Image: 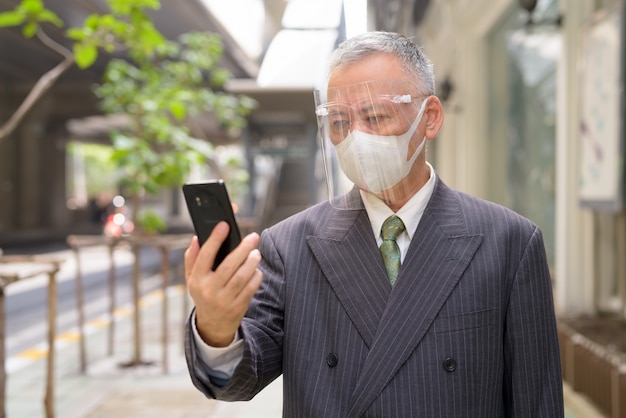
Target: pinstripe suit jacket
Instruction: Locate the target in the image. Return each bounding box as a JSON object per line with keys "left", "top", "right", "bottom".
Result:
{"left": 185, "top": 177, "right": 564, "bottom": 417}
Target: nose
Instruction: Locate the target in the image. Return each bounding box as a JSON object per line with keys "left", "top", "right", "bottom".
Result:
{"left": 347, "top": 111, "right": 374, "bottom": 135}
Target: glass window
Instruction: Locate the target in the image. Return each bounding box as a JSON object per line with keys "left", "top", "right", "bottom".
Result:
{"left": 486, "top": 0, "right": 561, "bottom": 268}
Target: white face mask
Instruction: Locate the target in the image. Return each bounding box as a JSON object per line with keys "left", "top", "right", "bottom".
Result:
{"left": 334, "top": 99, "right": 428, "bottom": 195}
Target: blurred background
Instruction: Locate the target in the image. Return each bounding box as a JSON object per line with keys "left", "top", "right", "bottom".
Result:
{"left": 0, "top": 0, "right": 624, "bottom": 416}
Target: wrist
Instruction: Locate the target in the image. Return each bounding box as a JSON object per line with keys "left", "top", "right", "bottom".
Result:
{"left": 195, "top": 317, "right": 236, "bottom": 348}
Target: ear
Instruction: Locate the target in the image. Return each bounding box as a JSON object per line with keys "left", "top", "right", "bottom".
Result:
{"left": 423, "top": 95, "right": 444, "bottom": 140}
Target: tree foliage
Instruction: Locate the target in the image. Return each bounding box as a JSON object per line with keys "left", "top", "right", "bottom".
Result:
{"left": 0, "top": 0, "right": 257, "bottom": 232}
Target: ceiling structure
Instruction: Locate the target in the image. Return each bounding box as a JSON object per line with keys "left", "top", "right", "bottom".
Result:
{"left": 0, "top": 0, "right": 258, "bottom": 83}
{"left": 0, "top": 0, "right": 260, "bottom": 144}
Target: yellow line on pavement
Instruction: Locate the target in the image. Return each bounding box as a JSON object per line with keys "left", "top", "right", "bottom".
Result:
{"left": 10, "top": 284, "right": 188, "bottom": 369}
{"left": 56, "top": 330, "right": 82, "bottom": 342}
{"left": 17, "top": 347, "right": 48, "bottom": 360}
{"left": 87, "top": 317, "right": 111, "bottom": 328}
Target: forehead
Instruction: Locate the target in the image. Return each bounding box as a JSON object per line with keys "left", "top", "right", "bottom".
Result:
{"left": 325, "top": 79, "right": 410, "bottom": 104}
{"left": 328, "top": 53, "right": 406, "bottom": 89}
{"left": 326, "top": 54, "right": 414, "bottom": 102}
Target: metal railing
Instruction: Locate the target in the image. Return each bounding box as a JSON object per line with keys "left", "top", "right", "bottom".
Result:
{"left": 0, "top": 252, "right": 63, "bottom": 418}
{"left": 0, "top": 232, "right": 190, "bottom": 418}
{"left": 66, "top": 233, "right": 190, "bottom": 374}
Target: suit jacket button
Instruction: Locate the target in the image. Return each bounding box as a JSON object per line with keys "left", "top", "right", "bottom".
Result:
{"left": 442, "top": 357, "right": 457, "bottom": 372}
{"left": 326, "top": 353, "right": 339, "bottom": 368}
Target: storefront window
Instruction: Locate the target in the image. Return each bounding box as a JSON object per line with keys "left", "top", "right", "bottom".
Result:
{"left": 487, "top": 0, "right": 560, "bottom": 268}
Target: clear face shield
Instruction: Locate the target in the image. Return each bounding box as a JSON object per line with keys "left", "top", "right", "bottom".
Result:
{"left": 314, "top": 79, "right": 429, "bottom": 209}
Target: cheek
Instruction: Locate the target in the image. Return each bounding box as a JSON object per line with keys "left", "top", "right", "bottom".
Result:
{"left": 331, "top": 137, "right": 343, "bottom": 146}
{"left": 407, "top": 134, "right": 424, "bottom": 157}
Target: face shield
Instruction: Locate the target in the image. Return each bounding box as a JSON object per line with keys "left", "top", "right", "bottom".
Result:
{"left": 314, "top": 79, "right": 428, "bottom": 209}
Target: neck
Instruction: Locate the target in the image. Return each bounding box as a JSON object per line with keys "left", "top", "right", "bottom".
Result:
{"left": 379, "top": 161, "right": 430, "bottom": 212}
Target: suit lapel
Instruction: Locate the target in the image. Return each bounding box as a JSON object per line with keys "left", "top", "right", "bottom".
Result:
{"left": 307, "top": 191, "right": 391, "bottom": 348}
{"left": 347, "top": 180, "right": 484, "bottom": 416}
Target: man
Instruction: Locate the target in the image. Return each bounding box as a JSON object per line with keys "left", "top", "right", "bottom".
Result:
{"left": 184, "top": 31, "right": 564, "bottom": 417}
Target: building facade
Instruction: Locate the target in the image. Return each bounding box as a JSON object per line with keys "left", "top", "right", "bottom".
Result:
{"left": 409, "top": 0, "right": 624, "bottom": 320}
{"left": 400, "top": 0, "right": 625, "bottom": 414}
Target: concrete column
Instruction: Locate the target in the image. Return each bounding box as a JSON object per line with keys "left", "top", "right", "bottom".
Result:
{"left": 553, "top": 0, "right": 596, "bottom": 315}
{"left": 43, "top": 123, "right": 70, "bottom": 230}
{"left": 16, "top": 120, "right": 44, "bottom": 229}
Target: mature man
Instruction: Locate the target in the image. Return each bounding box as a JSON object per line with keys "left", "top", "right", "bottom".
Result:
{"left": 184, "top": 31, "right": 564, "bottom": 417}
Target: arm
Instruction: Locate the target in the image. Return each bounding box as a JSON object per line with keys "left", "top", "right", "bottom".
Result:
{"left": 190, "top": 310, "right": 244, "bottom": 385}
{"left": 184, "top": 224, "right": 285, "bottom": 401}
{"left": 183, "top": 222, "right": 262, "bottom": 397}
{"left": 185, "top": 222, "right": 263, "bottom": 347}
{"left": 503, "top": 226, "right": 564, "bottom": 417}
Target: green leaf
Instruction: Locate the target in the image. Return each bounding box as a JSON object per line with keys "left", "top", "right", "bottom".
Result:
{"left": 84, "top": 14, "right": 101, "bottom": 30}
{"left": 210, "top": 68, "right": 231, "bottom": 87}
{"left": 169, "top": 101, "right": 187, "bottom": 121}
{"left": 0, "top": 11, "right": 26, "bottom": 27}
{"left": 38, "top": 10, "right": 63, "bottom": 27}
{"left": 137, "top": 25, "right": 165, "bottom": 49}
{"left": 74, "top": 43, "right": 98, "bottom": 69}
{"left": 21, "top": 0, "right": 44, "bottom": 15}
{"left": 137, "top": 209, "right": 167, "bottom": 233}
{"left": 22, "top": 21, "right": 38, "bottom": 38}
{"left": 108, "top": 0, "right": 161, "bottom": 15}
{"left": 66, "top": 27, "right": 87, "bottom": 41}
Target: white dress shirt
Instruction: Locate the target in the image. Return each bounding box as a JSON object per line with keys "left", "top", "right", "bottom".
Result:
{"left": 192, "top": 163, "right": 437, "bottom": 378}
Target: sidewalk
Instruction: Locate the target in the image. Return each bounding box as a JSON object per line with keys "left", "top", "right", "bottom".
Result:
{"left": 5, "top": 282, "right": 283, "bottom": 418}
{"left": 2, "top": 252, "right": 605, "bottom": 418}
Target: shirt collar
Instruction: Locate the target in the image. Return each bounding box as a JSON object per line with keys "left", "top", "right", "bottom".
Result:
{"left": 361, "top": 162, "right": 437, "bottom": 240}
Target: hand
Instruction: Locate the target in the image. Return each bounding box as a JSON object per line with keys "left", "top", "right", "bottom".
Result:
{"left": 185, "top": 221, "right": 263, "bottom": 347}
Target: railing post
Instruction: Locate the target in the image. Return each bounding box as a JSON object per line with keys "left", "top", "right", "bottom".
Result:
{"left": 108, "top": 240, "right": 117, "bottom": 356}
{"left": 0, "top": 255, "right": 62, "bottom": 418}
{"left": 44, "top": 270, "right": 58, "bottom": 418}
{"left": 0, "top": 284, "right": 6, "bottom": 418}
{"left": 159, "top": 245, "right": 169, "bottom": 374}
{"left": 69, "top": 240, "right": 87, "bottom": 374}
{"left": 132, "top": 241, "right": 142, "bottom": 366}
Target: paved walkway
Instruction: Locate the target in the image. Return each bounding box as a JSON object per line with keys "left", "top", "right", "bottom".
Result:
{"left": 5, "top": 282, "right": 283, "bottom": 418}
{"left": 2, "top": 246, "right": 607, "bottom": 417}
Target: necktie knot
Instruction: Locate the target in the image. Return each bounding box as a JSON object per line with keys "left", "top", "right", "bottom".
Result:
{"left": 380, "top": 216, "right": 405, "bottom": 286}
{"left": 381, "top": 216, "right": 405, "bottom": 241}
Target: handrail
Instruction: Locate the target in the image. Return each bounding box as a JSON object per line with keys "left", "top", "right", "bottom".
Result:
{"left": 66, "top": 233, "right": 190, "bottom": 374}
{"left": 0, "top": 254, "right": 63, "bottom": 418}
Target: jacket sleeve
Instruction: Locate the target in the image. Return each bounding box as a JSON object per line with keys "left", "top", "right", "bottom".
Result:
{"left": 503, "top": 226, "right": 564, "bottom": 417}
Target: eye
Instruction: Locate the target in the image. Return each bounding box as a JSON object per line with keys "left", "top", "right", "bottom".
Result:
{"left": 365, "top": 112, "right": 392, "bottom": 126}
{"left": 328, "top": 111, "right": 350, "bottom": 129}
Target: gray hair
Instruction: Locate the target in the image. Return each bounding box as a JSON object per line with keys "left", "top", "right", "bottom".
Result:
{"left": 327, "top": 31, "right": 436, "bottom": 95}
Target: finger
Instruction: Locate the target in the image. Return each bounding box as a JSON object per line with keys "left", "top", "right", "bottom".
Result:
{"left": 192, "top": 221, "right": 230, "bottom": 276}
{"left": 184, "top": 236, "right": 200, "bottom": 283}
{"left": 215, "top": 232, "right": 260, "bottom": 281}
{"left": 226, "top": 268, "right": 263, "bottom": 324}
{"left": 224, "top": 248, "right": 262, "bottom": 297}
{"left": 233, "top": 267, "right": 263, "bottom": 306}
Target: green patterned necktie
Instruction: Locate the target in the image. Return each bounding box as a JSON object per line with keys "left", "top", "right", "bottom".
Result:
{"left": 379, "top": 215, "right": 405, "bottom": 286}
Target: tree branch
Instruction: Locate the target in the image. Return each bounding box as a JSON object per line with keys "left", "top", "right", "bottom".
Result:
{"left": 0, "top": 29, "right": 75, "bottom": 143}
{"left": 36, "top": 27, "right": 73, "bottom": 60}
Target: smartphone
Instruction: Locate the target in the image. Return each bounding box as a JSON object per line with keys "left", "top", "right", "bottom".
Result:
{"left": 182, "top": 180, "right": 242, "bottom": 269}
